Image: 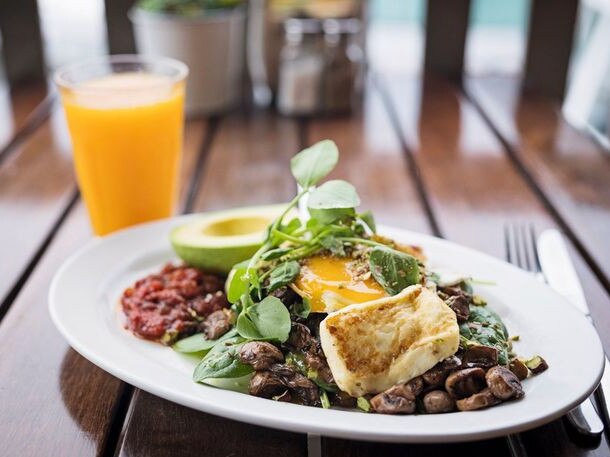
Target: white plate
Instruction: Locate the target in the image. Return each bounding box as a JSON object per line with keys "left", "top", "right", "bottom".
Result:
{"left": 49, "top": 215, "right": 605, "bottom": 443}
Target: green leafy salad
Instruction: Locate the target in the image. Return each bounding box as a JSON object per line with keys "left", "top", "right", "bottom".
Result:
{"left": 125, "top": 140, "right": 548, "bottom": 414}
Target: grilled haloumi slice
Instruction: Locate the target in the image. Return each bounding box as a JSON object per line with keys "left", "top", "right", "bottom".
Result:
{"left": 319, "top": 284, "right": 459, "bottom": 397}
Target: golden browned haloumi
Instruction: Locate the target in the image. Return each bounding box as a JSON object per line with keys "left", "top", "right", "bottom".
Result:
{"left": 319, "top": 285, "right": 459, "bottom": 397}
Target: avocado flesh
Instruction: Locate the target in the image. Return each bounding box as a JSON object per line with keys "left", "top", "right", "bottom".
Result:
{"left": 170, "top": 205, "right": 287, "bottom": 274}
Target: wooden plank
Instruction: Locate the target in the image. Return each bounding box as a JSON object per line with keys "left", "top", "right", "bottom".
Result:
{"left": 523, "top": 0, "right": 578, "bottom": 99}
{"left": 0, "top": 112, "right": 77, "bottom": 309}
{"left": 0, "top": 81, "right": 48, "bottom": 143}
{"left": 307, "top": 78, "right": 508, "bottom": 456}
{"left": 0, "top": 0, "right": 44, "bottom": 83}
{"left": 464, "top": 76, "right": 610, "bottom": 297}
{"left": 105, "top": 0, "right": 136, "bottom": 54}
{"left": 383, "top": 74, "right": 610, "bottom": 457}
{"left": 0, "top": 118, "right": 206, "bottom": 456}
{"left": 424, "top": 0, "right": 471, "bottom": 81}
{"left": 117, "top": 112, "right": 308, "bottom": 457}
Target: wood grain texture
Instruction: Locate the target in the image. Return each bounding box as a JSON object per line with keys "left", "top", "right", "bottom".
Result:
{"left": 383, "top": 74, "right": 610, "bottom": 457}
{"left": 0, "top": 111, "right": 77, "bottom": 306}
{"left": 117, "top": 112, "right": 307, "bottom": 457}
{"left": 465, "top": 76, "right": 610, "bottom": 294}
{"left": 0, "top": 119, "right": 206, "bottom": 457}
{"left": 119, "top": 390, "right": 306, "bottom": 457}
{"left": 0, "top": 81, "right": 49, "bottom": 152}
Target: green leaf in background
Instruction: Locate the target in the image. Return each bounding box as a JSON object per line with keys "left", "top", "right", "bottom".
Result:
{"left": 290, "top": 140, "right": 339, "bottom": 189}
{"left": 172, "top": 328, "right": 237, "bottom": 354}
{"left": 369, "top": 246, "right": 421, "bottom": 295}
{"left": 138, "top": 0, "right": 243, "bottom": 15}
{"left": 193, "top": 337, "right": 253, "bottom": 381}
{"left": 267, "top": 261, "right": 300, "bottom": 293}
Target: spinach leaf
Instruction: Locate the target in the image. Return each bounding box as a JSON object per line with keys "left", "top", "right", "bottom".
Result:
{"left": 261, "top": 247, "right": 293, "bottom": 261}
{"left": 236, "top": 296, "right": 291, "bottom": 342}
{"left": 267, "top": 261, "right": 300, "bottom": 293}
{"left": 193, "top": 337, "right": 253, "bottom": 381}
{"left": 173, "top": 328, "right": 237, "bottom": 354}
{"left": 281, "top": 217, "right": 302, "bottom": 234}
{"left": 460, "top": 306, "right": 510, "bottom": 365}
{"left": 307, "top": 180, "right": 361, "bottom": 224}
{"left": 236, "top": 312, "right": 263, "bottom": 339}
{"left": 290, "top": 298, "right": 311, "bottom": 319}
{"left": 319, "top": 236, "right": 345, "bottom": 256}
{"left": 369, "top": 246, "right": 421, "bottom": 295}
{"left": 307, "top": 180, "right": 360, "bottom": 210}
{"left": 226, "top": 261, "right": 249, "bottom": 304}
{"left": 309, "top": 207, "right": 355, "bottom": 225}
{"left": 290, "top": 140, "right": 339, "bottom": 188}
{"left": 358, "top": 210, "right": 376, "bottom": 233}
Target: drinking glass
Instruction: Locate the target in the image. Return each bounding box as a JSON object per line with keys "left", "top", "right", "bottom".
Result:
{"left": 55, "top": 55, "right": 188, "bottom": 235}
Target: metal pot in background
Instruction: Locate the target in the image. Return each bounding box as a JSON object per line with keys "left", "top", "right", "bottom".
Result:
{"left": 130, "top": 7, "right": 245, "bottom": 115}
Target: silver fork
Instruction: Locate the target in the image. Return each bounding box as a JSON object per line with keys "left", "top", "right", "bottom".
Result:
{"left": 505, "top": 223, "right": 604, "bottom": 442}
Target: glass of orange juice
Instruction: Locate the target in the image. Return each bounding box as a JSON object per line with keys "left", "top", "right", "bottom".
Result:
{"left": 55, "top": 55, "right": 188, "bottom": 236}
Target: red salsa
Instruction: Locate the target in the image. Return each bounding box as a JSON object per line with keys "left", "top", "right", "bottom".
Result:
{"left": 121, "top": 263, "right": 229, "bottom": 344}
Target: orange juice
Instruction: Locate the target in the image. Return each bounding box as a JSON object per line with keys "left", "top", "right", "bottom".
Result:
{"left": 60, "top": 72, "right": 185, "bottom": 235}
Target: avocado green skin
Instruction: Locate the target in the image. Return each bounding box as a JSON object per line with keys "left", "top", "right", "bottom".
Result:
{"left": 170, "top": 238, "right": 260, "bottom": 275}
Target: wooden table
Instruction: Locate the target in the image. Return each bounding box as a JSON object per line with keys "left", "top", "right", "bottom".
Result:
{"left": 1, "top": 71, "right": 610, "bottom": 457}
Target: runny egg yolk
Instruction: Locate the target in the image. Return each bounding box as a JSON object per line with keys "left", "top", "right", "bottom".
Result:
{"left": 293, "top": 256, "right": 387, "bottom": 313}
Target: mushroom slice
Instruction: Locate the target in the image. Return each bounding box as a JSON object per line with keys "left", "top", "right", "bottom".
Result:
{"left": 462, "top": 345, "right": 498, "bottom": 368}
{"left": 422, "top": 355, "right": 462, "bottom": 387}
{"left": 423, "top": 390, "right": 456, "bottom": 414}
{"left": 249, "top": 371, "right": 286, "bottom": 398}
{"left": 445, "top": 367, "right": 486, "bottom": 399}
{"left": 486, "top": 366, "right": 524, "bottom": 400}
{"left": 239, "top": 341, "right": 284, "bottom": 371}
{"left": 370, "top": 384, "right": 417, "bottom": 415}
{"left": 456, "top": 388, "right": 502, "bottom": 411}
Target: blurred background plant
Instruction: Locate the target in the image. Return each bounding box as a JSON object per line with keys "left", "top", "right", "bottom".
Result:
{"left": 137, "top": 0, "right": 243, "bottom": 15}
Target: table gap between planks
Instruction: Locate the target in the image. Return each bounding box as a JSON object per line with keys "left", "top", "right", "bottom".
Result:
{"left": 0, "top": 70, "right": 609, "bottom": 457}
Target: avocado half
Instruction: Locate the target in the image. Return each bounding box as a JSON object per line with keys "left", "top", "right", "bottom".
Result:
{"left": 170, "top": 204, "right": 289, "bottom": 274}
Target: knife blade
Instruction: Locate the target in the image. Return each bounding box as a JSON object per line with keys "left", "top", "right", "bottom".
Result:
{"left": 537, "top": 229, "right": 609, "bottom": 434}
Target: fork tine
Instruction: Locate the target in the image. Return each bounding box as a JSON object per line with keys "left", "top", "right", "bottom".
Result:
{"left": 528, "top": 224, "right": 542, "bottom": 274}
{"left": 504, "top": 224, "right": 513, "bottom": 264}
{"left": 513, "top": 223, "right": 526, "bottom": 270}
{"left": 520, "top": 224, "right": 533, "bottom": 272}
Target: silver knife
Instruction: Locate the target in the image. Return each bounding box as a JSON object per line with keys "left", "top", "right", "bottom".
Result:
{"left": 538, "top": 229, "right": 609, "bottom": 436}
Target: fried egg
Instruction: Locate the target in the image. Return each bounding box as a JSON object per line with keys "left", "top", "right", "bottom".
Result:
{"left": 319, "top": 285, "right": 460, "bottom": 396}
{"left": 292, "top": 256, "right": 387, "bottom": 313}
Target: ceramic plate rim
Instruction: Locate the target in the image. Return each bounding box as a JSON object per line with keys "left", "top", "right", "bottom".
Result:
{"left": 49, "top": 215, "right": 605, "bottom": 443}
